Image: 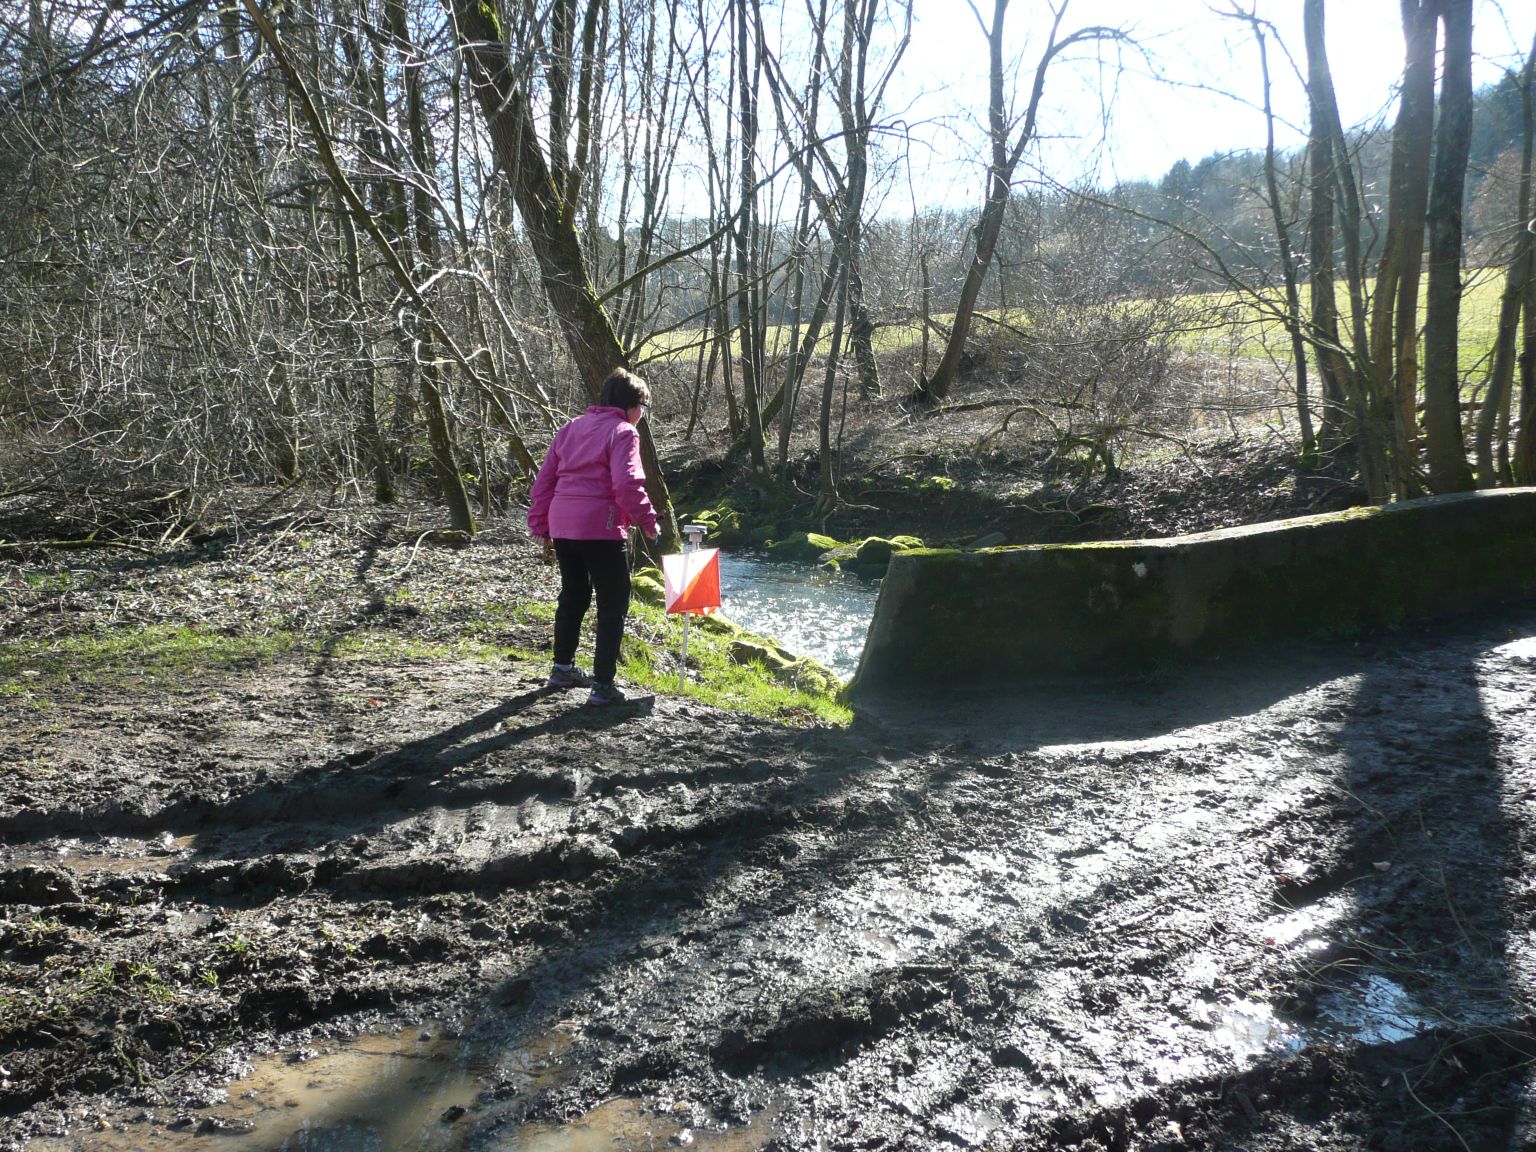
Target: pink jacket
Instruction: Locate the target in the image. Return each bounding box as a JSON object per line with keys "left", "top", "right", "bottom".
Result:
{"left": 527, "top": 406, "right": 659, "bottom": 541}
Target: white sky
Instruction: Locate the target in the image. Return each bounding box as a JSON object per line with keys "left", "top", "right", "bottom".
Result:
{"left": 886, "top": 0, "right": 1536, "bottom": 202}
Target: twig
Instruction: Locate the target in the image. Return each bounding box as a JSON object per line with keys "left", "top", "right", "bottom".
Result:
{"left": 0, "top": 483, "right": 48, "bottom": 501}
{"left": 378, "top": 531, "right": 436, "bottom": 584}
{"left": 1402, "top": 1071, "right": 1473, "bottom": 1152}
{"left": 0, "top": 537, "right": 157, "bottom": 556}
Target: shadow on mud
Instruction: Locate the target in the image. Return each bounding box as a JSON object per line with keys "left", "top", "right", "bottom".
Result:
{"left": 17, "top": 603, "right": 1536, "bottom": 1150}
{"left": 849, "top": 645, "right": 1380, "bottom": 764}
{"left": 1268, "top": 643, "right": 1532, "bottom": 1150}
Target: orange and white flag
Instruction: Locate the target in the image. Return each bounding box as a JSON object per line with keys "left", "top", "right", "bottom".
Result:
{"left": 662, "top": 548, "right": 721, "bottom": 616}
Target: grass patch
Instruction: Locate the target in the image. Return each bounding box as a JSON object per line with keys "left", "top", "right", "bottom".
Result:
{"left": 2, "top": 601, "right": 848, "bottom": 725}
{"left": 0, "top": 625, "right": 302, "bottom": 694}
{"left": 622, "top": 596, "right": 852, "bottom": 726}
{"left": 1171, "top": 276, "right": 1506, "bottom": 378}
{"left": 324, "top": 630, "right": 517, "bottom": 664}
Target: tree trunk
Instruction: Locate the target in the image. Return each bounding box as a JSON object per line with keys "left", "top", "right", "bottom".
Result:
{"left": 1517, "top": 262, "right": 1536, "bottom": 485}
{"left": 1476, "top": 33, "right": 1535, "bottom": 486}
{"left": 1304, "top": 0, "right": 1388, "bottom": 496}
{"left": 777, "top": 175, "right": 819, "bottom": 477}
{"left": 1514, "top": 37, "right": 1536, "bottom": 485}
{"left": 443, "top": 0, "right": 677, "bottom": 546}
{"left": 1250, "top": 15, "right": 1315, "bottom": 462}
{"left": 1422, "top": 0, "right": 1475, "bottom": 493}
{"left": 1305, "top": 117, "right": 1349, "bottom": 448}
{"left": 733, "top": 0, "right": 767, "bottom": 472}
{"left": 339, "top": 206, "right": 395, "bottom": 502}
{"left": 817, "top": 260, "right": 851, "bottom": 512}
{"left": 1370, "top": 0, "right": 1437, "bottom": 498}
{"left": 390, "top": 0, "right": 474, "bottom": 533}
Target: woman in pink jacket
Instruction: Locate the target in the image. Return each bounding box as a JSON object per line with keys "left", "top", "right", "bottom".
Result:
{"left": 528, "top": 369, "right": 660, "bottom": 705}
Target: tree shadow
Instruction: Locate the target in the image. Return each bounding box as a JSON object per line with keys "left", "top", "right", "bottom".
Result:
{"left": 1214, "top": 616, "right": 1536, "bottom": 1149}
{"left": 15, "top": 582, "right": 1536, "bottom": 1148}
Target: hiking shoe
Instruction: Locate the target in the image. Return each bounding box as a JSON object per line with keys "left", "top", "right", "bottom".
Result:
{"left": 546, "top": 664, "right": 592, "bottom": 689}
{"left": 586, "top": 681, "right": 627, "bottom": 706}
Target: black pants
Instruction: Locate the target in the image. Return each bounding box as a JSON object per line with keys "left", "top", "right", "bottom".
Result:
{"left": 552, "top": 537, "right": 630, "bottom": 683}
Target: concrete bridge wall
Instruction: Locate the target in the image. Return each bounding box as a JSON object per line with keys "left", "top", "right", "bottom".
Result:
{"left": 851, "top": 489, "right": 1536, "bottom": 693}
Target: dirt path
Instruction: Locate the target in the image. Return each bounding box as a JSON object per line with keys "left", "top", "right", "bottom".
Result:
{"left": 3, "top": 529, "right": 1535, "bottom": 1149}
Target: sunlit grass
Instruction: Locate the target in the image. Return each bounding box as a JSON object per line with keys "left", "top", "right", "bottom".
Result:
{"left": 621, "top": 595, "right": 852, "bottom": 725}
{"left": 1, "top": 600, "right": 849, "bottom": 726}
{"left": 0, "top": 625, "right": 302, "bottom": 692}
{"left": 1166, "top": 274, "right": 1506, "bottom": 373}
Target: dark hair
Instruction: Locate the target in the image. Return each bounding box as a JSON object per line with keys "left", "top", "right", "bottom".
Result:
{"left": 598, "top": 368, "right": 651, "bottom": 411}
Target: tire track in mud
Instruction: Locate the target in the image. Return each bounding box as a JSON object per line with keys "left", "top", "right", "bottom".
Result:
{"left": 462, "top": 627, "right": 1536, "bottom": 1151}
{"left": 4, "top": 617, "right": 1536, "bottom": 1149}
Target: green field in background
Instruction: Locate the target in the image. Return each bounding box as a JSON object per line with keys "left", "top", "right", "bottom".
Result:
{"left": 637, "top": 271, "right": 1514, "bottom": 382}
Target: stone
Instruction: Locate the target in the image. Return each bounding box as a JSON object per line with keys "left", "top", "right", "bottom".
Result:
{"left": 631, "top": 568, "right": 666, "bottom": 606}
{"left": 765, "top": 531, "right": 842, "bottom": 563}
{"left": 727, "top": 639, "right": 840, "bottom": 696}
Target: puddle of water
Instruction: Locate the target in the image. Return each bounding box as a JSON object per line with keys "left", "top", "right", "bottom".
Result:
{"left": 812, "top": 912, "right": 918, "bottom": 963}
{"left": 1150, "top": 1051, "right": 1212, "bottom": 1084}
{"left": 1318, "top": 973, "right": 1434, "bottom": 1043}
{"left": 1182, "top": 956, "right": 1221, "bottom": 990}
{"left": 1258, "top": 900, "right": 1345, "bottom": 951}
{"left": 1209, "top": 1000, "right": 1298, "bottom": 1059}
{"left": 934, "top": 1102, "right": 1007, "bottom": 1146}
{"left": 49, "top": 834, "right": 198, "bottom": 875}
{"left": 39, "top": 1025, "right": 569, "bottom": 1152}
{"left": 508, "top": 1097, "right": 779, "bottom": 1151}
{"left": 1064, "top": 851, "right": 1115, "bottom": 879}
{"left": 716, "top": 555, "right": 878, "bottom": 680}
{"left": 37, "top": 1021, "right": 780, "bottom": 1152}
{"left": 1130, "top": 807, "right": 1215, "bottom": 851}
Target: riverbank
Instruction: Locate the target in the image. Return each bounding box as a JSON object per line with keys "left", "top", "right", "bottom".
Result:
{"left": 666, "top": 417, "right": 1365, "bottom": 557}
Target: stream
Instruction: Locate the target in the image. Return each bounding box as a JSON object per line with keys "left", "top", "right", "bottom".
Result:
{"left": 712, "top": 553, "right": 880, "bottom": 680}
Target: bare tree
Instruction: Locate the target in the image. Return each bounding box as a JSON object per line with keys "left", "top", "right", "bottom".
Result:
{"left": 1421, "top": 0, "right": 1475, "bottom": 492}
{"left": 1509, "top": 36, "right": 1536, "bottom": 485}
{"left": 1226, "top": 5, "right": 1316, "bottom": 463}
{"left": 914, "top": 0, "right": 1122, "bottom": 406}
{"left": 1474, "top": 41, "right": 1533, "bottom": 486}
{"left": 755, "top": 0, "right": 911, "bottom": 502}
{"left": 442, "top": 0, "right": 678, "bottom": 545}
{"left": 1301, "top": 0, "right": 1356, "bottom": 455}
{"left": 1369, "top": 1, "right": 1438, "bottom": 498}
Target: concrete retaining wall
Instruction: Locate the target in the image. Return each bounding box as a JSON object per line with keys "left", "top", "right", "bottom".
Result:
{"left": 851, "top": 488, "right": 1536, "bottom": 693}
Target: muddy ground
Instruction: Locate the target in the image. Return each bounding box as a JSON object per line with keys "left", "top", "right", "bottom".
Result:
{"left": 3, "top": 475, "right": 1536, "bottom": 1150}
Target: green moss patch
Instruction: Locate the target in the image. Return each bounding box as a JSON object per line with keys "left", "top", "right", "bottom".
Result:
{"left": 624, "top": 567, "right": 850, "bottom": 724}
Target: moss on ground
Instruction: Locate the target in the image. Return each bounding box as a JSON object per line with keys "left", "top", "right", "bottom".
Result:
{"left": 2, "top": 568, "right": 849, "bottom": 727}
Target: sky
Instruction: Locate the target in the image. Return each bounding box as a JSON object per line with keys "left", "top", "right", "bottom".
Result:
{"left": 886, "top": 0, "right": 1536, "bottom": 203}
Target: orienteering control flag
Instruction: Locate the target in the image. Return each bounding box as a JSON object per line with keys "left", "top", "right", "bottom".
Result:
{"left": 662, "top": 548, "right": 721, "bottom": 616}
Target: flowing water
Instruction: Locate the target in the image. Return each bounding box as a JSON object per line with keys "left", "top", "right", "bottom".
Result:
{"left": 712, "top": 553, "right": 880, "bottom": 680}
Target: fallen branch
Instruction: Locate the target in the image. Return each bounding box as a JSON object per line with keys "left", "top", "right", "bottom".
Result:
{"left": 0, "top": 536, "right": 157, "bottom": 556}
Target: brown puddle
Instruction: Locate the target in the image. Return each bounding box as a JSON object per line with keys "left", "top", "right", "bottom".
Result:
{"left": 32, "top": 1024, "right": 779, "bottom": 1151}
{"left": 509, "top": 1098, "right": 781, "bottom": 1151}
{"left": 33, "top": 1024, "right": 530, "bottom": 1151}
{"left": 46, "top": 834, "right": 199, "bottom": 875}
